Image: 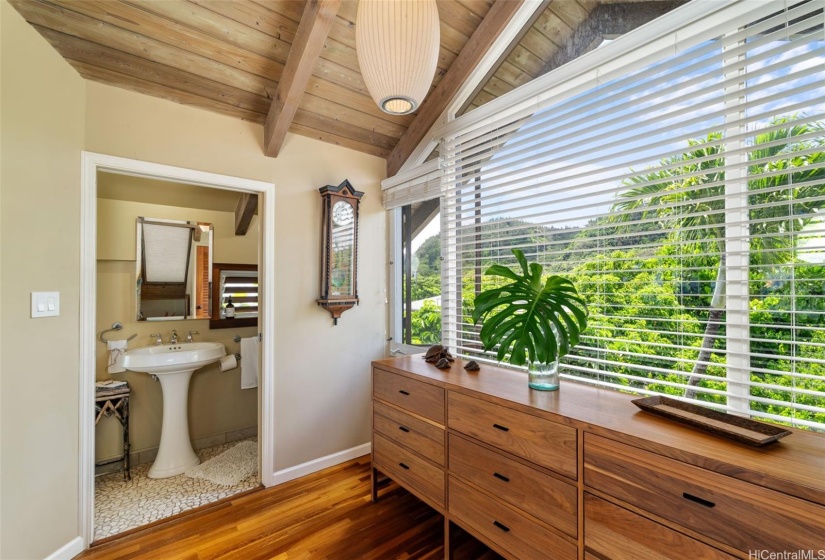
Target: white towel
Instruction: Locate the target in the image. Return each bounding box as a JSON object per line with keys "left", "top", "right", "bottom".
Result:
{"left": 240, "top": 336, "right": 259, "bottom": 390}
{"left": 107, "top": 339, "right": 128, "bottom": 374}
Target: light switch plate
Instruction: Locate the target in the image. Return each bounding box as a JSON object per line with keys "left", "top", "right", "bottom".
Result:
{"left": 31, "top": 291, "right": 59, "bottom": 318}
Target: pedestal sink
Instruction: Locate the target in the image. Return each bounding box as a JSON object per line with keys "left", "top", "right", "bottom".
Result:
{"left": 118, "top": 342, "right": 226, "bottom": 478}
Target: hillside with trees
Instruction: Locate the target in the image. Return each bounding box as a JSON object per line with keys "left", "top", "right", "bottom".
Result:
{"left": 406, "top": 117, "right": 825, "bottom": 429}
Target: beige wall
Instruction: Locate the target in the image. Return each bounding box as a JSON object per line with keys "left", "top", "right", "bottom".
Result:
{"left": 84, "top": 82, "right": 388, "bottom": 471}
{"left": 0, "top": 3, "right": 87, "bottom": 559}
{"left": 85, "top": 82, "right": 387, "bottom": 471}
{"left": 1, "top": 6, "right": 387, "bottom": 556}
{"left": 96, "top": 197, "right": 258, "bottom": 462}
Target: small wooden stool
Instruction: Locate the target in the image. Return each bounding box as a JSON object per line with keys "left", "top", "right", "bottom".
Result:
{"left": 95, "top": 385, "right": 131, "bottom": 481}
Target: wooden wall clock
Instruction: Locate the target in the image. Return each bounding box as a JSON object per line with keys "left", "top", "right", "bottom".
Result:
{"left": 318, "top": 180, "right": 364, "bottom": 325}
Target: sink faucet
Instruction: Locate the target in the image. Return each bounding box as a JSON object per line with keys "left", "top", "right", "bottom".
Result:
{"left": 150, "top": 333, "right": 163, "bottom": 345}
{"left": 170, "top": 330, "right": 178, "bottom": 344}
{"left": 186, "top": 331, "right": 199, "bottom": 343}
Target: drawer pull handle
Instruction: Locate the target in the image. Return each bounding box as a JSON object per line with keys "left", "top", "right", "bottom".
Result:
{"left": 399, "top": 462, "right": 410, "bottom": 470}
{"left": 398, "top": 426, "right": 410, "bottom": 433}
{"left": 493, "top": 521, "right": 510, "bottom": 532}
{"left": 683, "top": 492, "right": 715, "bottom": 508}
{"left": 493, "top": 472, "right": 510, "bottom": 482}
{"left": 492, "top": 423, "right": 510, "bottom": 432}
{"left": 399, "top": 390, "right": 410, "bottom": 396}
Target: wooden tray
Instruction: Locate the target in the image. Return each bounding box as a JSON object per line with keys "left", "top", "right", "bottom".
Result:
{"left": 631, "top": 396, "right": 792, "bottom": 446}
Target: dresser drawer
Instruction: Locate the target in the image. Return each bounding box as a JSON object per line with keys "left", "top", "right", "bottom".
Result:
{"left": 449, "top": 434, "right": 577, "bottom": 538}
{"left": 374, "top": 400, "right": 445, "bottom": 466}
{"left": 374, "top": 368, "right": 445, "bottom": 423}
{"left": 584, "top": 434, "right": 825, "bottom": 553}
{"left": 373, "top": 433, "right": 445, "bottom": 508}
{"left": 585, "top": 493, "right": 736, "bottom": 560}
{"left": 448, "top": 392, "right": 577, "bottom": 479}
{"left": 449, "top": 476, "right": 577, "bottom": 560}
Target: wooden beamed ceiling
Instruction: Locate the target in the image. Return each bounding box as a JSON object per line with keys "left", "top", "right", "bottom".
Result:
{"left": 386, "top": 0, "right": 530, "bottom": 177}
{"left": 11, "top": 0, "right": 684, "bottom": 174}
{"left": 264, "top": 0, "right": 342, "bottom": 157}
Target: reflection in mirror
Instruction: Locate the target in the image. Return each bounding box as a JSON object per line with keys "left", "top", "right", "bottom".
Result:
{"left": 330, "top": 200, "right": 355, "bottom": 296}
{"left": 210, "top": 263, "right": 258, "bottom": 329}
{"left": 136, "top": 217, "right": 213, "bottom": 321}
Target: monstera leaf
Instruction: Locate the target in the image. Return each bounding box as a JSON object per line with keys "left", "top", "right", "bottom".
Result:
{"left": 471, "top": 249, "right": 588, "bottom": 367}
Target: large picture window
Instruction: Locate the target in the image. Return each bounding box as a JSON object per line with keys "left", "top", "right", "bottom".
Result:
{"left": 439, "top": 1, "right": 825, "bottom": 430}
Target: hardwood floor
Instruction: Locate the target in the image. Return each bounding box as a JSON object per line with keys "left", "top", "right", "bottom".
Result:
{"left": 78, "top": 455, "right": 499, "bottom": 560}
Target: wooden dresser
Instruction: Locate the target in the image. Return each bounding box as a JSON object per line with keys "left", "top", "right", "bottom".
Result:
{"left": 370, "top": 356, "right": 825, "bottom": 560}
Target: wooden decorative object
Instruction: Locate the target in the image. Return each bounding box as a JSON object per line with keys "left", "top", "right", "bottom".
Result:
{"left": 631, "top": 395, "right": 792, "bottom": 446}
{"left": 317, "top": 180, "right": 364, "bottom": 325}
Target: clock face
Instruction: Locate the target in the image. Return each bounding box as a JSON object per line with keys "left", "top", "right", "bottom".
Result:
{"left": 332, "top": 201, "right": 354, "bottom": 226}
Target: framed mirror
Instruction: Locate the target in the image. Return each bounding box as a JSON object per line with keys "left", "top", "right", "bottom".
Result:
{"left": 136, "top": 217, "right": 213, "bottom": 321}
{"left": 210, "top": 263, "right": 258, "bottom": 329}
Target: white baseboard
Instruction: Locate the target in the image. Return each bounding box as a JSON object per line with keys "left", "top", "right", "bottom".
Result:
{"left": 45, "top": 537, "right": 84, "bottom": 560}
{"left": 268, "top": 442, "right": 371, "bottom": 486}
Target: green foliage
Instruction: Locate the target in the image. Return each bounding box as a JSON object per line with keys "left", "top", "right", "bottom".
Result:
{"left": 453, "top": 116, "right": 825, "bottom": 429}
{"left": 409, "top": 300, "right": 442, "bottom": 346}
{"left": 415, "top": 235, "right": 442, "bottom": 277}
{"left": 472, "top": 249, "right": 589, "bottom": 367}
{"left": 410, "top": 274, "right": 441, "bottom": 301}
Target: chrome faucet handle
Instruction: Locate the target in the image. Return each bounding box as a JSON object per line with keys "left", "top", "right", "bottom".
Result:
{"left": 186, "top": 331, "right": 199, "bottom": 342}
{"left": 150, "top": 333, "right": 163, "bottom": 345}
{"left": 170, "top": 330, "right": 178, "bottom": 344}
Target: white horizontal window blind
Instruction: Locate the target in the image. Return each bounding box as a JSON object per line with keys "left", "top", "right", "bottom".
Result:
{"left": 382, "top": 158, "right": 443, "bottom": 210}
{"left": 218, "top": 270, "right": 259, "bottom": 319}
{"left": 441, "top": 0, "right": 825, "bottom": 430}
{"left": 383, "top": 174, "right": 442, "bottom": 209}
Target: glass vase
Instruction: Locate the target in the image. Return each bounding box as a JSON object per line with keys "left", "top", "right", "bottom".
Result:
{"left": 528, "top": 360, "right": 560, "bottom": 391}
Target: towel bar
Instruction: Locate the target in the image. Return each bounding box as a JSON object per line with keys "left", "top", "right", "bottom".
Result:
{"left": 99, "top": 322, "right": 138, "bottom": 344}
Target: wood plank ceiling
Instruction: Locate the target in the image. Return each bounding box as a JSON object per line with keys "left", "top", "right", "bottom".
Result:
{"left": 10, "top": 0, "right": 683, "bottom": 166}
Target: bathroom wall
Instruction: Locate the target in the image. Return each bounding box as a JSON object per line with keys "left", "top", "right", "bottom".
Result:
{"left": 95, "top": 187, "right": 259, "bottom": 464}
{"left": 0, "top": 3, "right": 87, "bottom": 559}
{"left": 84, "top": 82, "right": 388, "bottom": 473}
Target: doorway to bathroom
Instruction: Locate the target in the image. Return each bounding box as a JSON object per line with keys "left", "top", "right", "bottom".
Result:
{"left": 79, "top": 152, "right": 276, "bottom": 547}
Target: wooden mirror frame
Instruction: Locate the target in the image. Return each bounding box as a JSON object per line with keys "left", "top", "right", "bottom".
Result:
{"left": 209, "top": 262, "right": 258, "bottom": 329}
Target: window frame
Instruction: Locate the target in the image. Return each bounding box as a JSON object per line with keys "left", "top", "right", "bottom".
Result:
{"left": 390, "top": 203, "right": 448, "bottom": 355}
{"left": 209, "top": 262, "right": 258, "bottom": 330}
{"left": 430, "top": 0, "right": 825, "bottom": 429}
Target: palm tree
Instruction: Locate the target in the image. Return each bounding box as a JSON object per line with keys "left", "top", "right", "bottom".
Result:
{"left": 610, "top": 116, "right": 825, "bottom": 400}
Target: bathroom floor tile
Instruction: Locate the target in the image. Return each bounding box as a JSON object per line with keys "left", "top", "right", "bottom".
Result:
{"left": 94, "top": 438, "right": 260, "bottom": 541}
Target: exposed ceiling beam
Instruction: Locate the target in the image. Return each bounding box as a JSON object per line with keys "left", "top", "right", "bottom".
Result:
{"left": 385, "top": 0, "right": 529, "bottom": 177}
{"left": 264, "top": 0, "right": 341, "bottom": 158}
{"left": 235, "top": 193, "right": 258, "bottom": 236}
{"left": 451, "top": 0, "right": 552, "bottom": 120}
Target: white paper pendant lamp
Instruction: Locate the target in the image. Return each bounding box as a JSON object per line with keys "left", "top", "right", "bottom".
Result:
{"left": 356, "top": 0, "right": 440, "bottom": 115}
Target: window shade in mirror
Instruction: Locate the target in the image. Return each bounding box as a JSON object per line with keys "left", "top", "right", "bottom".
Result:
{"left": 142, "top": 222, "right": 193, "bottom": 283}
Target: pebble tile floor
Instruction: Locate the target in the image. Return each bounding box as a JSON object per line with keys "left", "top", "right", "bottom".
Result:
{"left": 94, "top": 438, "right": 260, "bottom": 541}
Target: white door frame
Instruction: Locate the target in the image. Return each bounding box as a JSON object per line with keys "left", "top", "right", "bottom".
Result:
{"left": 79, "top": 151, "right": 277, "bottom": 547}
